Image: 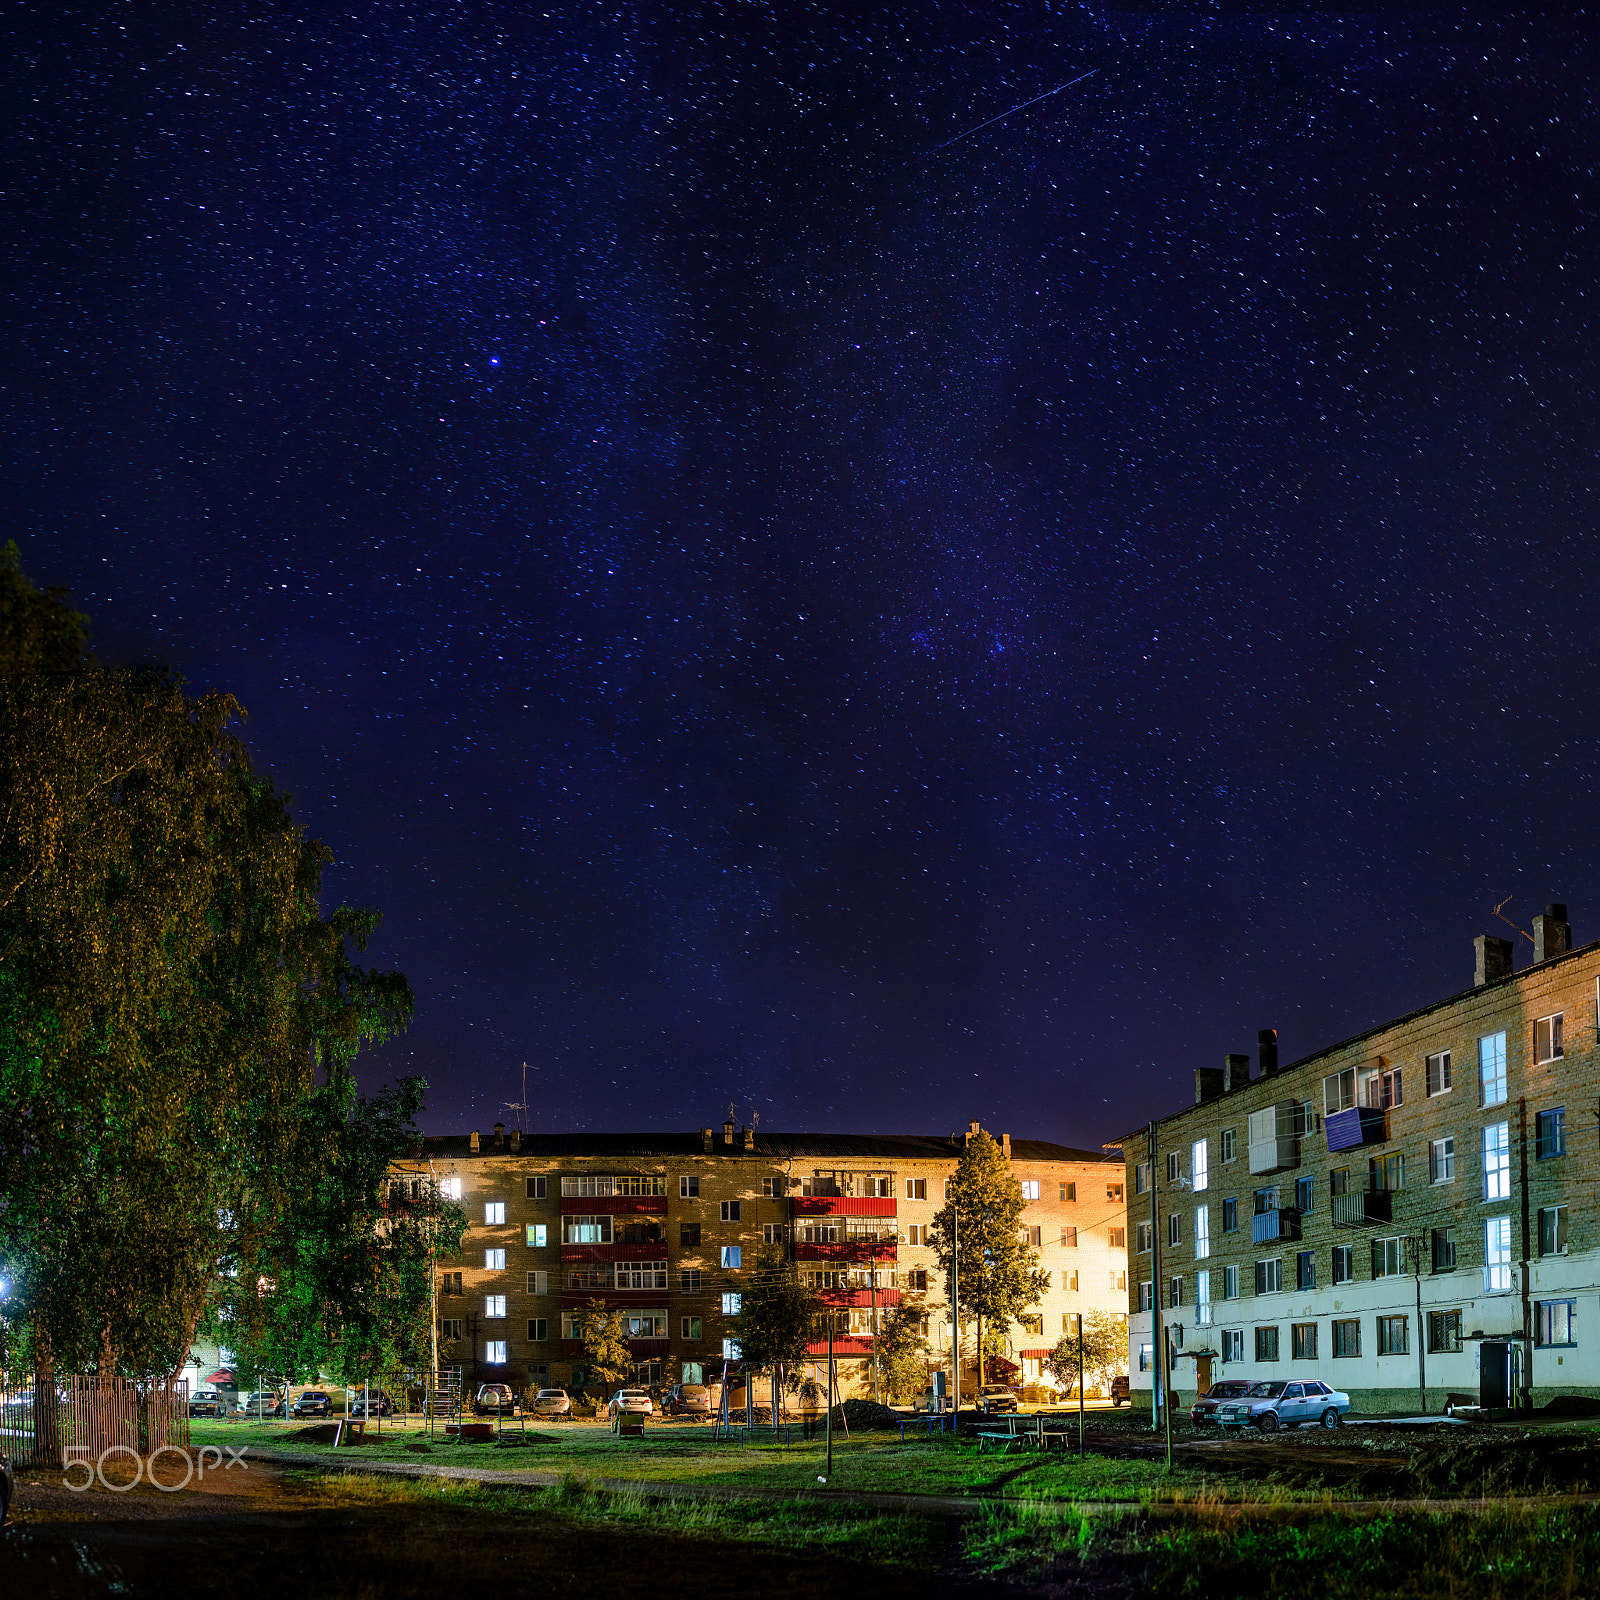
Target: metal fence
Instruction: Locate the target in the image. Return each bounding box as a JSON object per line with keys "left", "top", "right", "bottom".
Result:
{"left": 0, "top": 1373, "right": 190, "bottom": 1468}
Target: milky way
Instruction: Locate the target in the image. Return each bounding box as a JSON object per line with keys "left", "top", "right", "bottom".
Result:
{"left": 6, "top": 7, "right": 1598, "bottom": 1143}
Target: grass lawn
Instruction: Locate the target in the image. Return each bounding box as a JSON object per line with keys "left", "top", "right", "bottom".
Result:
{"left": 187, "top": 1416, "right": 1311, "bottom": 1504}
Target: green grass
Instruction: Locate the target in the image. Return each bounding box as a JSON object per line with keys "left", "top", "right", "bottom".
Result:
{"left": 193, "top": 1417, "right": 1269, "bottom": 1503}
{"left": 965, "top": 1503, "right": 1600, "bottom": 1597}
{"left": 280, "top": 1466, "right": 942, "bottom": 1572}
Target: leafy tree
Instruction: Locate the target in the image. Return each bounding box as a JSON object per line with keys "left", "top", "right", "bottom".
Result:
{"left": 877, "top": 1292, "right": 931, "bottom": 1401}
{"left": 728, "top": 1243, "right": 816, "bottom": 1385}
{"left": 1045, "top": 1310, "right": 1127, "bottom": 1394}
{"left": 0, "top": 544, "right": 417, "bottom": 1396}
{"left": 928, "top": 1128, "right": 1051, "bottom": 1388}
{"left": 578, "top": 1300, "right": 634, "bottom": 1394}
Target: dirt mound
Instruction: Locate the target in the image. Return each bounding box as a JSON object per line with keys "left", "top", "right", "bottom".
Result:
{"left": 835, "top": 1399, "right": 905, "bottom": 1429}
{"left": 282, "top": 1424, "right": 359, "bottom": 1445}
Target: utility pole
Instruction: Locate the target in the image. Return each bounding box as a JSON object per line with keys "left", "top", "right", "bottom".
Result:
{"left": 1162, "top": 1324, "right": 1174, "bottom": 1472}
{"left": 1077, "top": 1312, "right": 1086, "bottom": 1458}
{"left": 825, "top": 1315, "right": 834, "bottom": 1480}
{"left": 951, "top": 1201, "right": 961, "bottom": 1417}
{"left": 1148, "top": 1121, "right": 1163, "bottom": 1434}
{"left": 1412, "top": 1234, "right": 1427, "bottom": 1416}
{"left": 870, "top": 1275, "right": 881, "bottom": 1405}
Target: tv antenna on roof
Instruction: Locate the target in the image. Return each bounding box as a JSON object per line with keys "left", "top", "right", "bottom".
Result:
{"left": 504, "top": 1061, "right": 535, "bottom": 1132}
{"left": 1492, "top": 898, "right": 1536, "bottom": 946}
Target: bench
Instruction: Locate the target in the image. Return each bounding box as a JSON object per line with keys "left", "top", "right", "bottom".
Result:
{"left": 899, "top": 1415, "right": 957, "bottom": 1441}
{"left": 976, "top": 1429, "right": 1027, "bottom": 1453}
{"left": 613, "top": 1419, "right": 646, "bottom": 1438}
{"left": 445, "top": 1422, "right": 495, "bottom": 1442}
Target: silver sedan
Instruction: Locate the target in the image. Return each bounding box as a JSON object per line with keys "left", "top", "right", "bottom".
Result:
{"left": 1213, "top": 1378, "right": 1350, "bottom": 1432}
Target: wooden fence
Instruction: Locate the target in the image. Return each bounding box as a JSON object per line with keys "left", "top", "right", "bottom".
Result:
{"left": 0, "top": 1373, "right": 190, "bottom": 1468}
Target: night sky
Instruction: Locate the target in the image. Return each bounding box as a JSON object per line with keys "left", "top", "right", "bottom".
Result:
{"left": 8, "top": 6, "right": 1600, "bottom": 1147}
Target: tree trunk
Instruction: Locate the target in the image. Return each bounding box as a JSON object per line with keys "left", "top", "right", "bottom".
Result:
{"left": 35, "top": 1326, "right": 62, "bottom": 1468}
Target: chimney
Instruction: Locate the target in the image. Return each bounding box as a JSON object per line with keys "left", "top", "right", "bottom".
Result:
{"left": 723, "top": 1118, "right": 735, "bottom": 1147}
{"left": 469, "top": 1130, "right": 480, "bottom": 1153}
{"left": 1475, "top": 934, "right": 1514, "bottom": 987}
{"left": 494, "top": 1122, "right": 505, "bottom": 1146}
{"left": 1224, "top": 1054, "right": 1250, "bottom": 1093}
{"left": 1533, "top": 903, "right": 1571, "bottom": 964}
{"left": 1195, "top": 1067, "right": 1225, "bottom": 1104}
{"left": 743, "top": 1125, "right": 754, "bottom": 1150}
{"left": 701, "top": 1127, "right": 714, "bottom": 1153}
{"left": 1001, "top": 1133, "right": 1011, "bottom": 1159}
{"left": 1258, "top": 1029, "right": 1279, "bottom": 1079}
{"left": 510, "top": 1128, "right": 521, "bottom": 1152}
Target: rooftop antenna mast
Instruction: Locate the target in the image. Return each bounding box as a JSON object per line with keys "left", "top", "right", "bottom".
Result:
{"left": 503, "top": 1061, "right": 534, "bottom": 1133}
{"left": 1492, "top": 898, "right": 1536, "bottom": 946}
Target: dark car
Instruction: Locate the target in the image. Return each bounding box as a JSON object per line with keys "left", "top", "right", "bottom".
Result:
{"left": 291, "top": 1390, "right": 333, "bottom": 1418}
{"left": 188, "top": 1389, "right": 231, "bottom": 1418}
{"left": 1190, "top": 1380, "right": 1255, "bottom": 1426}
{"left": 662, "top": 1383, "right": 712, "bottom": 1417}
{"left": 1109, "top": 1376, "right": 1130, "bottom": 1407}
{"left": 349, "top": 1391, "right": 396, "bottom": 1418}
{"left": 1, "top": 1450, "right": 14, "bottom": 1526}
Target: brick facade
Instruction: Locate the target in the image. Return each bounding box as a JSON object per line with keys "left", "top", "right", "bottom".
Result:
{"left": 405, "top": 1123, "right": 1128, "bottom": 1397}
{"left": 1122, "top": 910, "right": 1600, "bottom": 1413}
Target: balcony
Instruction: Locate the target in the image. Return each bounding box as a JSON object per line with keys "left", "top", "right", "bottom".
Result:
{"left": 1331, "top": 1189, "right": 1393, "bottom": 1228}
{"left": 558, "top": 1195, "right": 668, "bottom": 1215}
{"left": 794, "top": 1240, "right": 897, "bottom": 1263}
{"left": 790, "top": 1196, "right": 897, "bottom": 1217}
{"left": 1251, "top": 1208, "right": 1302, "bottom": 1244}
{"left": 804, "top": 1336, "right": 875, "bottom": 1356}
{"left": 815, "top": 1288, "right": 901, "bottom": 1309}
{"left": 1326, "top": 1107, "right": 1389, "bottom": 1153}
{"left": 560, "top": 1241, "right": 669, "bottom": 1263}
{"left": 1248, "top": 1136, "right": 1300, "bottom": 1175}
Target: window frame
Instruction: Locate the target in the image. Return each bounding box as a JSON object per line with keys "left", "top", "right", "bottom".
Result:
{"left": 1377, "top": 1315, "right": 1409, "bottom": 1357}
{"left": 1291, "top": 1321, "right": 1317, "bottom": 1361}
{"left": 1191, "top": 1138, "right": 1209, "bottom": 1192}
{"left": 1429, "top": 1137, "right": 1455, "bottom": 1184}
{"left": 1484, "top": 1215, "right": 1513, "bottom": 1293}
{"left": 1426, "top": 1050, "right": 1452, "bottom": 1097}
{"left": 1194, "top": 1205, "right": 1210, "bottom": 1261}
{"left": 1534, "top": 1013, "right": 1564, "bottom": 1065}
{"left": 679, "top": 1175, "right": 699, "bottom": 1199}
{"left": 1332, "top": 1318, "right": 1361, "bottom": 1358}
{"left": 1479, "top": 1032, "right": 1508, "bottom": 1108}
{"left": 1254, "top": 1325, "right": 1280, "bottom": 1363}
{"left": 484, "top": 1201, "right": 506, "bottom": 1226}
{"left": 1483, "top": 1122, "right": 1511, "bottom": 1201}
{"left": 1536, "top": 1299, "right": 1577, "bottom": 1348}
{"left": 1536, "top": 1106, "right": 1566, "bottom": 1161}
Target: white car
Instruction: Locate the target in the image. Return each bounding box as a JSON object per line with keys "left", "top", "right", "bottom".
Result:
{"left": 1213, "top": 1378, "right": 1350, "bottom": 1432}
{"left": 607, "top": 1389, "right": 653, "bottom": 1417}
{"left": 531, "top": 1388, "right": 571, "bottom": 1417}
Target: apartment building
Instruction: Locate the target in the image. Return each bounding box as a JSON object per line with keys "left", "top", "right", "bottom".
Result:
{"left": 406, "top": 1121, "right": 1128, "bottom": 1396}
{"left": 1122, "top": 906, "right": 1600, "bottom": 1412}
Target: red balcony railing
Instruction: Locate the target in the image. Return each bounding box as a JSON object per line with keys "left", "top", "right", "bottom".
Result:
{"left": 560, "top": 1242, "right": 669, "bottom": 1263}
{"left": 804, "top": 1337, "right": 875, "bottom": 1356}
{"left": 789, "top": 1196, "right": 897, "bottom": 1217}
{"left": 557, "top": 1196, "right": 668, "bottom": 1215}
{"left": 794, "top": 1241, "right": 897, "bottom": 1263}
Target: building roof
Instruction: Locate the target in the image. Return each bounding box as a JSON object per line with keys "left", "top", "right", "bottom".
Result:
{"left": 1114, "top": 933, "right": 1600, "bottom": 1146}
{"left": 412, "top": 1130, "right": 1117, "bottom": 1165}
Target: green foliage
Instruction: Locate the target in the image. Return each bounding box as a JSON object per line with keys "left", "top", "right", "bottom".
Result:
{"left": 928, "top": 1127, "right": 1051, "bottom": 1380}
{"left": 1045, "top": 1309, "right": 1127, "bottom": 1392}
{"left": 578, "top": 1299, "right": 634, "bottom": 1392}
{"left": 728, "top": 1243, "right": 816, "bottom": 1373}
{"left": 0, "top": 545, "right": 418, "bottom": 1377}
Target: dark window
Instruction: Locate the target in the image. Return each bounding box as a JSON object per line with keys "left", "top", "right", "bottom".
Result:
{"left": 1253, "top": 1188, "right": 1276, "bottom": 1216}
{"left": 1329, "top": 1168, "right": 1350, "bottom": 1197}
{"left": 621, "top": 1220, "right": 663, "bottom": 1245}
{"left": 1333, "top": 1319, "right": 1361, "bottom": 1357}
{"left": 1331, "top": 1246, "right": 1353, "bottom": 1284}
{"left": 1294, "top": 1176, "right": 1313, "bottom": 1215}
{"left": 1254, "top": 1326, "right": 1279, "bottom": 1362}
{"left": 721, "top": 1200, "right": 741, "bottom": 1222}
{"left": 526, "top": 1176, "right": 546, "bottom": 1199}
{"left": 1061, "top": 1182, "right": 1076, "bottom": 1202}
{"left": 527, "top": 1318, "right": 548, "bottom": 1342}
{"left": 679, "top": 1269, "right": 701, "bottom": 1292}
{"left": 1539, "top": 1207, "right": 1568, "bottom": 1256}
{"left": 1221, "top": 1198, "right": 1238, "bottom": 1233}
{"left": 1291, "top": 1324, "right": 1317, "bottom": 1360}
{"left": 1378, "top": 1316, "right": 1408, "bottom": 1356}
{"left": 1537, "top": 1108, "right": 1567, "bottom": 1160}
{"left": 1427, "top": 1311, "right": 1462, "bottom": 1353}
{"left": 679, "top": 1223, "right": 701, "bottom": 1247}
{"left": 1297, "top": 1251, "right": 1315, "bottom": 1291}
{"left": 1432, "top": 1228, "right": 1457, "bottom": 1272}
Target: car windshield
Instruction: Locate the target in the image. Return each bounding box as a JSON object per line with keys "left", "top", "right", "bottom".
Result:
{"left": 680, "top": 1386, "right": 707, "bottom": 1397}
{"left": 1247, "top": 1382, "right": 1287, "bottom": 1398}
{"left": 1207, "top": 1382, "right": 1251, "bottom": 1398}
{"left": 537, "top": 1390, "right": 565, "bottom": 1399}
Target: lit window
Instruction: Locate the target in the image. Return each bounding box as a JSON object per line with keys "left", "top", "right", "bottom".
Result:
{"left": 1484, "top": 1216, "right": 1513, "bottom": 1293}
{"left": 1479, "top": 1033, "right": 1507, "bottom": 1107}
{"left": 1020, "top": 1179, "right": 1040, "bottom": 1200}
{"left": 486, "top": 1340, "right": 508, "bottom": 1364}
{"left": 1194, "top": 1205, "right": 1210, "bottom": 1260}
{"left": 1535, "top": 1014, "right": 1564, "bottom": 1064}
{"left": 440, "top": 1177, "right": 462, "bottom": 1200}
{"left": 485, "top": 1202, "right": 505, "bottom": 1225}
{"left": 721, "top": 1293, "right": 741, "bottom": 1314}
{"left": 1483, "top": 1124, "right": 1511, "bottom": 1201}
{"left": 720, "top": 1246, "right": 741, "bottom": 1269}
{"left": 1191, "top": 1138, "right": 1209, "bottom": 1192}
{"left": 1536, "top": 1300, "right": 1575, "bottom": 1346}
{"left": 484, "top": 1249, "right": 505, "bottom": 1270}
{"left": 526, "top": 1223, "right": 547, "bottom": 1247}
{"left": 485, "top": 1295, "right": 506, "bottom": 1319}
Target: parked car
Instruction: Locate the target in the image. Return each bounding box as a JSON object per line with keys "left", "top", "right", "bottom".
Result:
{"left": 912, "top": 1387, "right": 947, "bottom": 1415}
{"left": 291, "top": 1390, "right": 333, "bottom": 1418}
{"left": 474, "top": 1384, "right": 520, "bottom": 1416}
{"left": 608, "top": 1388, "right": 653, "bottom": 1418}
{"left": 1, "top": 1449, "right": 14, "bottom": 1526}
{"left": 348, "top": 1391, "right": 396, "bottom": 1418}
{"left": 189, "top": 1389, "right": 231, "bottom": 1418}
{"left": 976, "top": 1384, "right": 1019, "bottom": 1416}
{"left": 1109, "top": 1376, "right": 1130, "bottom": 1407}
{"left": 1190, "top": 1380, "right": 1255, "bottom": 1427}
{"left": 662, "top": 1383, "right": 711, "bottom": 1416}
{"left": 1212, "top": 1379, "right": 1350, "bottom": 1433}
{"left": 531, "top": 1388, "right": 571, "bottom": 1418}
{"left": 240, "top": 1391, "right": 285, "bottom": 1418}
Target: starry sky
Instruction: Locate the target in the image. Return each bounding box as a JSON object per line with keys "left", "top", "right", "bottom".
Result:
{"left": 7, "top": 5, "right": 1600, "bottom": 1146}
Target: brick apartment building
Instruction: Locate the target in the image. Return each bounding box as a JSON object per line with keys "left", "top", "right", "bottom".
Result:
{"left": 404, "top": 1121, "right": 1128, "bottom": 1396}
{"left": 1122, "top": 905, "right": 1600, "bottom": 1412}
